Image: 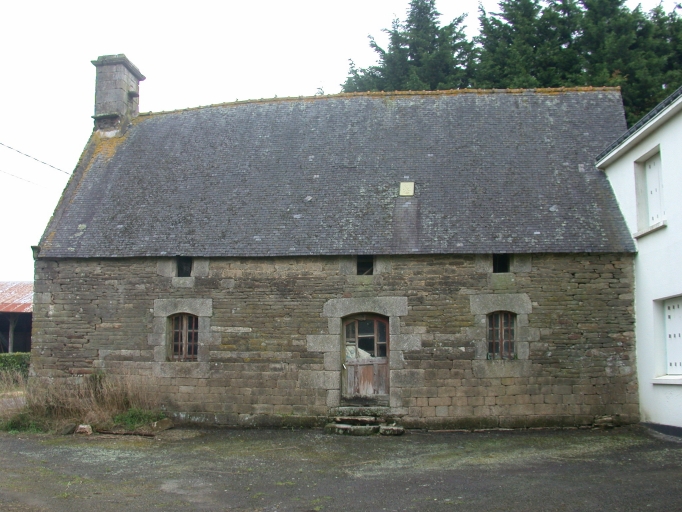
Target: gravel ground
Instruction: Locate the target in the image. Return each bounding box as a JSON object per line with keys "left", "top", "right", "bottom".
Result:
{"left": 0, "top": 425, "right": 681, "bottom": 511}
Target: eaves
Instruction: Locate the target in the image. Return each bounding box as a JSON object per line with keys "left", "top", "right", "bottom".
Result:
{"left": 597, "top": 85, "right": 682, "bottom": 169}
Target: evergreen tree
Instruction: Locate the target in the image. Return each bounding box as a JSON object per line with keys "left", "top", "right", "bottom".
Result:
{"left": 535, "top": 0, "right": 584, "bottom": 86}
{"left": 476, "top": 0, "right": 545, "bottom": 88}
{"left": 578, "top": 0, "right": 636, "bottom": 87}
{"left": 343, "top": 0, "right": 682, "bottom": 125}
{"left": 646, "top": 6, "right": 682, "bottom": 109}
{"left": 476, "top": 0, "right": 586, "bottom": 88}
{"left": 578, "top": 0, "right": 682, "bottom": 124}
{"left": 474, "top": 0, "right": 682, "bottom": 123}
{"left": 342, "top": 0, "right": 473, "bottom": 92}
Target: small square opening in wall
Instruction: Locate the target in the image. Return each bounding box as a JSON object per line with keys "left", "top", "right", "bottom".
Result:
{"left": 357, "top": 255, "right": 374, "bottom": 275}
{"left": 177, "top": 257, "right": 193, "bottom": 277}
{"left": 493, "top": 254, "right": 510, "bottom": 273}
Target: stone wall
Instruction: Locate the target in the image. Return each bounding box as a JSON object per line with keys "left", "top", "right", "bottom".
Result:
{"left": 31, "top": 253, "right": 637, "bottom": 428}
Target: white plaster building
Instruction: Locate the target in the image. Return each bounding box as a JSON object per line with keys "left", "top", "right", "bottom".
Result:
{"left": 598, "top": 86, "right": 682, "bottom": 434}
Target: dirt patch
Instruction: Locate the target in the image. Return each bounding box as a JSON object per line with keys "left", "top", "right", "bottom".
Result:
{"left": 0, "top": 425, "right": 680, "bottom": 511}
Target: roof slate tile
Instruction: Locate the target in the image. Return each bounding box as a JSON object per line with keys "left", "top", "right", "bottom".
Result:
{"left": 40, "top": 90, "right": 635, "bottom": 258}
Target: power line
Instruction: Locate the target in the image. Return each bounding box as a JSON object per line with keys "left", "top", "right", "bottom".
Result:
{"left": 0, "top": 141, "right": 70, "bottom": 175}
{"left": 0, "top": 167, "right": 46, "bottom": 187}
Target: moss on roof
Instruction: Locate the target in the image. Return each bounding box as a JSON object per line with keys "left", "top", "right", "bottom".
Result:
{"left": 40, "top": 89, "right": 634, "bottom": 258}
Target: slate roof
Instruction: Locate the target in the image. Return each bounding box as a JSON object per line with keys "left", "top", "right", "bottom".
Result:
{"left": 40, "top": 88, "right": 635, "bottom": 258}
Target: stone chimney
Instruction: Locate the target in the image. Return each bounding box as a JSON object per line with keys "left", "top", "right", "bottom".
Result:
{"left": 91, "top": 54, "right": 145, "bottom": 133}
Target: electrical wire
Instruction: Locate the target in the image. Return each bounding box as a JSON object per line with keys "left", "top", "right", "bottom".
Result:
{"left": 0, "top": 167, "right": 46, "bottom": 187}
{"left": 0, "top": 141, "right": 69, "bottom": 175}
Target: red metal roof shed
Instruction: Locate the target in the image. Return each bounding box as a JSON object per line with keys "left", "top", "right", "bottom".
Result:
{"left": 0, "top": 282, "right": 33, "bottom": 313}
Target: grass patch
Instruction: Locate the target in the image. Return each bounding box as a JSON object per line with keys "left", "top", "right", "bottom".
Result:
{"left": 2, "top": 411, "right": 45, "bottom": 433}
{"left": 114, "top": 407, "right": 165, "bottom": 431}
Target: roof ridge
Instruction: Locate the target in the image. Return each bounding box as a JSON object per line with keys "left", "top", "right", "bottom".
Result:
{"left": 138, "top": 86, "right": 621, "bottom": 118}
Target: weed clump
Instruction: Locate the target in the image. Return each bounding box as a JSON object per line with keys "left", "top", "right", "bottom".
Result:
{"left": 2, "top": 412, "right": 44, "bottom": 433}
{"left": 0, "top": 372, "right": 164, "bottom": 433}
{"left": 114, "top": 407, "right": 166, "bottom": 431}
{"left": 0, "top": 370, "right": 29, "bottom": 431}
{"left": 0, "top": 353, "right": 30, "bottom": 378}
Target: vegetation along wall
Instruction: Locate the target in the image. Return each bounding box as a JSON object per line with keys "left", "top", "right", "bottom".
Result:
{"left": 31, "top": 253, "right": 637, "bottom": 429}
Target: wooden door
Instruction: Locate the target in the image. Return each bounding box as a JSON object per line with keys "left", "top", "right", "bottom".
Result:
{"left": 343, "top": 316, "right": 389, "bottom": 398}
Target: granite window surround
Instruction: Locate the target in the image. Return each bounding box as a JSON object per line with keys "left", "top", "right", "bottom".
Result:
{"left": 156, "top": 258, "right": 210, "bottom": 288}
{"left": 469, "top": 293, "right": 540, "bottom": 362}
{"left": 476, "top": 254, "right": 532, "bottom": 274}
{"left": 307, "top": 296, "right": 410, "bottom": 409}
{"left": 149, "top": 298, "right": 214, "bottom": 362}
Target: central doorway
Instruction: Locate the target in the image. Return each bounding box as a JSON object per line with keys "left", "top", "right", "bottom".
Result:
{"left": 342, "top": 315, "right": 389, "bottom": 404}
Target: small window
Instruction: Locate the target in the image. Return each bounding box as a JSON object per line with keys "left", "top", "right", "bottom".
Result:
{"left": 357, "top": 255, "right": 374, "bottom": 275}
{"left": 177, "top": 257, "right": 193, "bottom": 277}
{"left": 488, "top": 311, "right": 515, "bottom": 360}
{"left": 493, "top": 254, "right": 510, "bottom": 273}
{"left": 170, "top": 313, "right": 199, "bottom": 361}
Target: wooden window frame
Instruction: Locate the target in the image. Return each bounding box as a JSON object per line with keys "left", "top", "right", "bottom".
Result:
{"left": 170, "top": 313, "right": 199, "bottom": 361}
{"left": 344, "top": 315, "right": 389, "bottom": 360}
{"left": 487, "top": 311, "right": 515, "bottom": 360}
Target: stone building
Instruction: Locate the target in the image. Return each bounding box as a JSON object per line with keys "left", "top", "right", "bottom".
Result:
{"left": 31, "top": 55, "right": 638, "bottom": 429}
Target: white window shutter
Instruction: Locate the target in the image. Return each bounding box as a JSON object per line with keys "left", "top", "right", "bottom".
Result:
{"left": 665, "top": 298, "right": 682, "bottom": 375}
{"left": 645, "top": 154, "right": 663, "bottom": 225}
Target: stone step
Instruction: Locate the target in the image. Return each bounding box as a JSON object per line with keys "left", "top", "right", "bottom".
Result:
{"left": 325, "top": 423, "right": 405, "bottom": 436}
{"left": 325, "top": 423, "right": 380, "bottom": 436}
{"left": 379, "top": 424, "right": 404, "bottom": 436}
{"left": 333, "top": 416, "right": 384, "bottom": 425}
{"left": 331, "top": 406, "right": 391, "bottom": 418}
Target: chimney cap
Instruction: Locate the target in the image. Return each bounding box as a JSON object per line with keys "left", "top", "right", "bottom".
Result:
{"left": 91, "top": 54, "right": 146, "bottom": 81}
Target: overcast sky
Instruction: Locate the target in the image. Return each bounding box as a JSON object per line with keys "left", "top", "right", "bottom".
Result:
{"left": 0, "top": 0, "right": 677, "bottom": 281}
